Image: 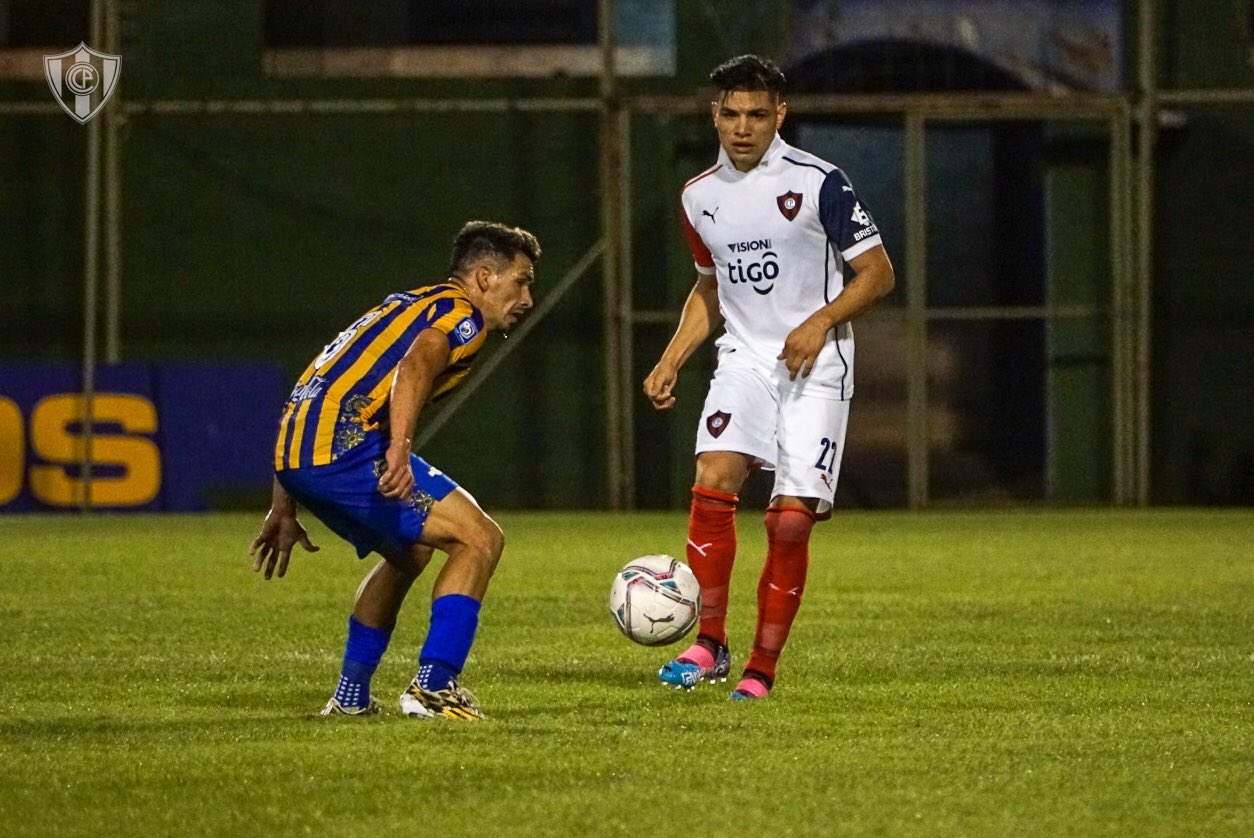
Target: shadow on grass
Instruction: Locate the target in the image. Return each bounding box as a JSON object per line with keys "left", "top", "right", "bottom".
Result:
{"left": 0, "top": 712, "right": 334, "bottom": 741}
{"left": 486, "top": 657, "right": 670, "bottom": 690}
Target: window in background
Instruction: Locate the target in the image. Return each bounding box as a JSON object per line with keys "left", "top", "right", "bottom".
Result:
{"left": 1, "top": 0, "right": 88, "bottom": 47}
{"left": 0, "top": 0, "right": 90, "bottom": 80}
{"left": 789, "top": 0, "right": 1122, "bottom": 93}
{"left": 265, "top": 0, "right": 598, "bottom": 47}
{"left": 262, "top": 0, "right": 675, "bottom": 78}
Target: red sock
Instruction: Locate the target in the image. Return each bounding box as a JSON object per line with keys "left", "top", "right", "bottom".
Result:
{"left": 746, "top": 506, "right": 816, "bottom": 682}
{"left": 686, "top": 485, "right": 738, "bottom": 647}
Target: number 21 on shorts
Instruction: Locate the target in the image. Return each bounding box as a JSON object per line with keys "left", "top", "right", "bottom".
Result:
{"left": 814, "top": 437, "right": 838, "bottom": 474}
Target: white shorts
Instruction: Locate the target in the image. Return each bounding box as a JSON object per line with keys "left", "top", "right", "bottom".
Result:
{"left": 694, "top": 346, "right": 850, "bottom": 515}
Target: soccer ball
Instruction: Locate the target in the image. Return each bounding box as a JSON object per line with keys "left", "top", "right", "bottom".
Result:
{"left": 608, "top": 555, "right": 701, "bottom": 646}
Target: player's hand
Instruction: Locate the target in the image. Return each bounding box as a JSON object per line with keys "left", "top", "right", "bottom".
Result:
{"left": 377, "top": 439, "right": 415, "bottom": 500}
{"left": 643, "top": 361, "right": 680, "bottom": 410}
{"left": 250, "top": 508, "right": 319, "bottom": 580}
{"left": 778, "top": 317, "right": 830, "bottom": 380}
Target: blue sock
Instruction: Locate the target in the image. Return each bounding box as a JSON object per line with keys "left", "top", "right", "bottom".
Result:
{"left": 333, "top": 615, "right": 392, "bottom": 708}
{"left": 416, "top": 594, "right": 481, "bottom": 691}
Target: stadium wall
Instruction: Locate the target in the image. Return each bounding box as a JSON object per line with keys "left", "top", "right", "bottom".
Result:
{"left": 0, "top": 1, "right": 1250, "bottom": 508}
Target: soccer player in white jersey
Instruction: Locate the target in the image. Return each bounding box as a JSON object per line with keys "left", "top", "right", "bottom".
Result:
{"left": 643, "top": 54, "right": 895, "bottom": 700}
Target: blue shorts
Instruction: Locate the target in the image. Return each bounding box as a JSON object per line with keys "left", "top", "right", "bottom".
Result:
{"left": 276, "top": 452, "right": 459, "bottom": 559}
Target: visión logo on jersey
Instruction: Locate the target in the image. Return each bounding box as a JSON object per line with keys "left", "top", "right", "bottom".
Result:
{"left": 44, "top": 43, "right": 121, "bottom": 124}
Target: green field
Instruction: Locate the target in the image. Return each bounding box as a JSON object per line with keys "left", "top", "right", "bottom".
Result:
{"left": 0, "top": 510, "right": 1251, "bottom": 836}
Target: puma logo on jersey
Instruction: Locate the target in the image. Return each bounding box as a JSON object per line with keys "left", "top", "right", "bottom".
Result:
{"left": 702, "top": 207, "right": 719, "bottom": 223}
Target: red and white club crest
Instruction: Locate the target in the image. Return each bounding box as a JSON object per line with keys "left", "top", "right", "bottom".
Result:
{"left": 706, "top": 410, "right": 731, "bottom": 438}
{"left": 776, "top": 191, "right": 802, "bottom": 221}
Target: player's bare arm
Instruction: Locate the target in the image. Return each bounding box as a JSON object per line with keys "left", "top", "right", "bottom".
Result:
{"left": 250, "top": 477, "right": 320, "bottom": 580}
{"left": 644, "top": 273, "right": 724, "bottom": 409}
{"left": 778, "top": 245, "right": 895, "bottom": 380}
{"left": 377, "top": 328, "right": 451, "bottom": 500}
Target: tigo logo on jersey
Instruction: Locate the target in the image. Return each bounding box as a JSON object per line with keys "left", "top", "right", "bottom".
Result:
{"left": 726, "top": 241, "right": 779, "bottom": 296}
{"left": 777, "top": 191, "right": 802, "bottom": 221}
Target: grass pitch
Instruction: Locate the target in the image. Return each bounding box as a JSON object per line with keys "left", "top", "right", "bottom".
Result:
{"left": 0, "top": 509, "right": 1251, "bottom": 837}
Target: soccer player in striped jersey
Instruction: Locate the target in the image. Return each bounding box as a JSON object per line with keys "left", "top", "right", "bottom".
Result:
{"left": 250, "top": 220, "right": 539, "bottom": 720}
{"left": 644, "top": 55, "right": 895, "bottom": 700}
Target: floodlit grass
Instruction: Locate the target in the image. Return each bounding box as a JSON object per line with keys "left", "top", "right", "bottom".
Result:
{"left": 0, "top": 510, "right": 1251, "bottom": 836}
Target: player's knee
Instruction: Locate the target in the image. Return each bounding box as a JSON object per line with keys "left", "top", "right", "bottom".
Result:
{"left": 482, "top": 517, "right": 505, "bottom": 565}
{"left": 695, "top": 453, "right": 750, "bottom": 495}
{"left": 766, "top": 506, "right": 816, "bottom": 544}
{"left": 461, "top": 515, "right": 505, "bottom": 574}
{"left": 406, "top": 544, "right": 436, "bottom": 575}
{"left": 381, "top": 543, "right": 432, "bottom": 577}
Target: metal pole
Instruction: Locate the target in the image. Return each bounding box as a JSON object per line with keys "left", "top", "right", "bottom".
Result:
{"left": 1124, "top": 104, "right": 1139, "bottom": 505}
{"left": 1158, "top": 88, "right": 1254, "bottom": 105}
{"left": 1109, "top": 110, "right": 1131, "bottom": 504}
{"left": 82, "top": 119, "right": 102, "bottom": 512}
{"left": 598, "top": 0, "right": 626, "bottom": 508}
{"left": 80, "top": 0, "right": 106, "bottom": 511}
{"left": 0, "top": 92, "right": 1148, "bottom": 119}
{"left": 1135, "top": 0, "right": 1157, "bottom": 505}
{"left": 904, "top": 112, "right": 929, "bottom": 508}
{"left": 617, "top": 105, "right": 636, "bottom": 506}
{"left": 103, "top": 0, "right": 123, "bottom": 363}
{"left": 414, "top": 241, "right": 606, "bottom": 449}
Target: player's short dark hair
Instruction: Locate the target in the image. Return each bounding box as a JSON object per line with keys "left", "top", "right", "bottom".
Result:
{"left": 449, "top": 221, "right": 542, "bottom": 274}
{"left": 710, "top": 54, "right": 786, "bottom": 98}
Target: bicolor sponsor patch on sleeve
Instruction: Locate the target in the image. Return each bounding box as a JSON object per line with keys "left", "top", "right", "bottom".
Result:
{"left": 452, "top": 316, "right": 479, "bottom": 345}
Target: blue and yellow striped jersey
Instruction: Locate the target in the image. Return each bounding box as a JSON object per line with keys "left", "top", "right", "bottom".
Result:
{"left": 274, "top": 283, "right": 485, "bottom": 470}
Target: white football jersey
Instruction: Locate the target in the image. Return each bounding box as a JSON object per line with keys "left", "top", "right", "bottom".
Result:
{"left": 681, "top": 134, "right": 883, "bottom": 397}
